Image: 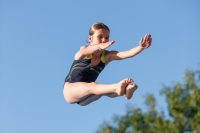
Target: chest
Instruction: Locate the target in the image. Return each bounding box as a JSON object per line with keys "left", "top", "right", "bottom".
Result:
{"left": 90, "top": 57, "right": 101, "bottom": 67}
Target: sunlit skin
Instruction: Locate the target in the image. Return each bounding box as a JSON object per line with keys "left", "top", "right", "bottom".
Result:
{"left": 63, "top": 28, "right": 152, "bottom": 106}
{"left": 86, "top": 29, "right": 152, "bottom": 99}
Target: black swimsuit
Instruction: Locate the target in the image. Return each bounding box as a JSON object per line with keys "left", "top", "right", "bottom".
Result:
{"left": 65, "top": 50, "right": 106, "bottom": 83}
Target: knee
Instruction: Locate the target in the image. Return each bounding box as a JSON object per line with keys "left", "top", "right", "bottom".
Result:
{"left": 89, "top": 82, "right": 97, "bottom": 86}
{"left": 63, "top": 96, "right": 75, "bottom": 104}
{"left": 63, "top": 88, "right": 74, "bottom": 104}
{"left": 87, "top": 82, "right": 98, "bottom": 93}
{"left": 64, "top": 97, "right": 73, "bottom": 104}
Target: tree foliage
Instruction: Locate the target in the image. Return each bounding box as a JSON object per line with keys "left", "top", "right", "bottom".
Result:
{"left": 96, "top": 66, "right": 200, "bottom": 133}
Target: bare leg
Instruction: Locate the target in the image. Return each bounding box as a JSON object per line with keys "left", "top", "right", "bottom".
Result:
{"left": 63, "top": 78, "right": 133, "bottom": 104}
{"left": 78, "top": 95, "right": 102, "bottom": 106}
{"left": 105, "top": 92, "right": 119, "bottom": 98}
{"left": 78, "top": 83, "right": 137, "bottom": 105}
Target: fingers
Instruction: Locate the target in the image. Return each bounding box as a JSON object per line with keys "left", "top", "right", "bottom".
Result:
{"left": 139, "top": 37, "right": 145, "bottom": 47}
{"left": 148, "top": 37, "right": 152, "bottom": 47}
{"left": 147, "top": 34, "right": 152, "bottom": 42}
{"left": 110, "top": 40, "right": 115, "bottom": 44}
{"left": 108, "top": 40, "right": 115, "bottom": 46}
{"left": 144, "top": 34, "right": 151, "bottom": 41}
{"left": 107, "top": 40, "right": 115, "bottom": 47}
{"left": 101, "top": 40, "right": 115, "bottom": 49}
{"left": 140, "top": 37, "right": 144, "bottom": 43}
{"left": 141, "top": 34, "right": 150, "bottom": 43}
{"left": 146, "top": 34, "right": 152, "bottom": 47}
{"left": 140, "top": 34, "right": 152, "bottom": 48}
{"left": 107, "top": 40, "right": 115, "bottom": 45}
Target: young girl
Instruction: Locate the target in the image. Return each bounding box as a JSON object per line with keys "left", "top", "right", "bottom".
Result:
{"left": 63, "top": 22, "right": 152, "bottom": 106}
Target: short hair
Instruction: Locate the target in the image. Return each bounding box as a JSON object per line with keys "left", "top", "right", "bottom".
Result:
{"left": 89, "top": 22, "right": 110, "bottom": 35}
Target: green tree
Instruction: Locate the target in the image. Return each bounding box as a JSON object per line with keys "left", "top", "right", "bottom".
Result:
{"left": 96, "top": 66, "right": 200, "bottom": 133}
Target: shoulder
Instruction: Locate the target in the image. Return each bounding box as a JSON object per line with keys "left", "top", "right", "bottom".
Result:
{"left": 74, "top": 44, "right": 89, "bottom": 60}
{"left": 80, "top": 45, "right": 88, "bottom": 50}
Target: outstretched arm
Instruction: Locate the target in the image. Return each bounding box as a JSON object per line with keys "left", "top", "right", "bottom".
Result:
{"left": 107, "top": 34, "right": 152, "bottom": 61}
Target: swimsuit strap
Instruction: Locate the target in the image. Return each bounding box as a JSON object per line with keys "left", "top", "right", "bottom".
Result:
{"left": 86, "top": 54, "right": 92, "bottom": 59}
{"left": 100, "top": 50, "right": 105, "bottom": 63}
{"left": 86, "top": 50, "right": 105, "bottom": 63}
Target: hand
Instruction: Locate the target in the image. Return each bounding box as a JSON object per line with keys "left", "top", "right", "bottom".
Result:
{"left": 139, "top": 34, "right": 152, "bottom": 49}
{"left": 99, "top": 40, "right": 115, "bottom": 49}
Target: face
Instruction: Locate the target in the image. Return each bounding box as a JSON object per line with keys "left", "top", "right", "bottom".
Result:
{"left": 88, "top": 29, "right": 110, "bottom": 45}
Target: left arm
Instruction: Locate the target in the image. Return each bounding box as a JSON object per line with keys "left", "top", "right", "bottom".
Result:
{"left": 107, "top": 34, "right": 152, "bottom": 62}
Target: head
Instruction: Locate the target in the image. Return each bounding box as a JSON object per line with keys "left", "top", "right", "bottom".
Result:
{"left": 88, "top": 22, "right": 110, "bottom": 45}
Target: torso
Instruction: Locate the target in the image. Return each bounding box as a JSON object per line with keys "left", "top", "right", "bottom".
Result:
{"left": 65, "top": 50, "right": 107, "bottom": 83}
{"left": 89, "top": 56, "right": 100, "bottom": 67}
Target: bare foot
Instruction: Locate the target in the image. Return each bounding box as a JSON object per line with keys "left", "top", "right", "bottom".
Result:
{"left": 117, "top": 78, "right": 133, "bottom": 96}
{"left": 125, "top": 84, "right": 138, "bottom": 99}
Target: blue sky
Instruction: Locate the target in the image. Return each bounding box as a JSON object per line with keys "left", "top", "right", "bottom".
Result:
{"left": 0, "top": 0, "right": 199, "bottom": 133}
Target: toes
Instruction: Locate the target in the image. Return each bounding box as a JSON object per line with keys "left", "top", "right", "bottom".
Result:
{"left": 130, "top": 84, "right": 138, "bottom": 90}
{"left": 125, "top": 78, "right": 133, "bottom": 84}
{"left": 134, "top": 84, "right": 138, "bottom": 89}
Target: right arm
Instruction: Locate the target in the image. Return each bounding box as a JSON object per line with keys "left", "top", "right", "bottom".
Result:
{"left": 74, "top": 41, "right": 115, "bottom": 60}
